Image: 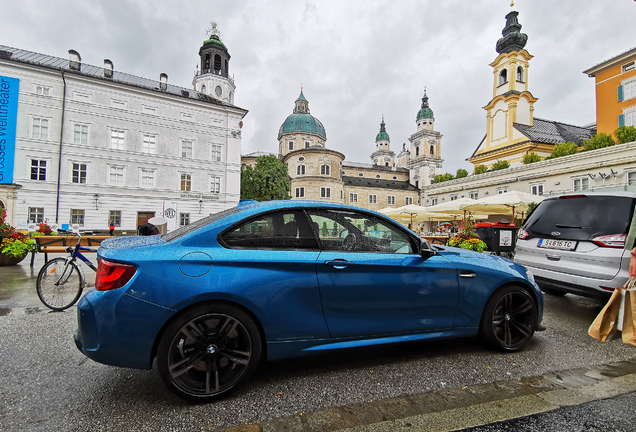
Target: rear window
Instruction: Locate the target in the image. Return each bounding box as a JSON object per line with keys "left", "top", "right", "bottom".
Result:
{"left": 522, "top": 195, "right": 635, "bottom": 240}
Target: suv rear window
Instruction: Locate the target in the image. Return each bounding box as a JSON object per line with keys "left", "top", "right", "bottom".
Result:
{"left": 522, "top": 195, "right": 635, "bottom": 240}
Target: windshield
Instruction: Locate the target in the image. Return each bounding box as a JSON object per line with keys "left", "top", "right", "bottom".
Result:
{"left": 522, "top": 195, "right": 635, "bottom": 240}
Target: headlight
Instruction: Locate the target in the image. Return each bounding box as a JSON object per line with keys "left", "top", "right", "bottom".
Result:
{"left": 525, "top": 268, "right": 535, "bottom": 283}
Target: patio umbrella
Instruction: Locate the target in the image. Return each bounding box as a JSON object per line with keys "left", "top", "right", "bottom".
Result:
{"left": 426, "top": 197, "right": 480, "bottom": 215}
{"left": 379, "top": 205, "right": 457, "bottom": 222}
{"left": 459, "top": 190, "right": 544, "bottom": 217}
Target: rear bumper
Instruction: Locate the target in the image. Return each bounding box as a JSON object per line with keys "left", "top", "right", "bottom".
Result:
{"left": 534, "top": 276, "right": 613, "bottom": 300}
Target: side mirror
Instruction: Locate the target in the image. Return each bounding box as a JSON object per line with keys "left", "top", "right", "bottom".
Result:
{"left": 420, "top": 238, "right": 436, "bottom": 258}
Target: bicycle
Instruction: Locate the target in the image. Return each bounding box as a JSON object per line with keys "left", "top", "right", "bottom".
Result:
{"left": 36, "top": 231, "right": 98, "bottom": 311}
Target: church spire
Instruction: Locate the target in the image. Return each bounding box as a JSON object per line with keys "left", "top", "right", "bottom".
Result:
{"left": 496, "top": 9, "right": 528, "bottom": 54}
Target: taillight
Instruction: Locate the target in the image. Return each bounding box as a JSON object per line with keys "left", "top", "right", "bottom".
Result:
{"left": 95, "top": 259, "right": 137, "bottom": 291}
{"left": 592, "top": 234, "right": 626, "bottom": 248}
{"left": 518, "top": 229, "right": 529, "bottom": 240}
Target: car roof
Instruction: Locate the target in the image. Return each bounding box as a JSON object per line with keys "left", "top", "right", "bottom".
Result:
{"left": 545, "top": 191, "right": 636, "bottom": 201}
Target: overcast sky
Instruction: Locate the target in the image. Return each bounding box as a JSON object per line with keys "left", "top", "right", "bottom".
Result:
{"left": 3, "top": 0, "right": 636, "bottom": 174}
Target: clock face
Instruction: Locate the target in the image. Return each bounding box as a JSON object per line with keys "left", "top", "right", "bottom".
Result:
{"left": 215, "top": 86, "right": 222, "bottom": 96}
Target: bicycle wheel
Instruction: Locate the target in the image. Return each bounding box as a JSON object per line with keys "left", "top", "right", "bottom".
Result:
{"left": 37, "top": 258, "right": 84, "bottom": 311}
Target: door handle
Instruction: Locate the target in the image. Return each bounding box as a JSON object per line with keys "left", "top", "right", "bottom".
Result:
{"left": 459, "top": 272, "right": 476, "bottom": 278}
{"left": 325, "top": 260, "right": 354, "bottom": 269}
{"left": 546, "top": 254, "right": 561, "bottom": 261}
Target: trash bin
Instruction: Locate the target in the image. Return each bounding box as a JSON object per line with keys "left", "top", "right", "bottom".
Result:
{"left": 475, "top": 222, "right": 518, "bottom": 255}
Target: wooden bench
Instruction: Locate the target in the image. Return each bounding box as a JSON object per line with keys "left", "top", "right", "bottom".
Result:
{"left": 421, "top": 235, "right": 450, "bottom": 245}
{"left": 32, "top": 235, "right": 111, "bottom": 266}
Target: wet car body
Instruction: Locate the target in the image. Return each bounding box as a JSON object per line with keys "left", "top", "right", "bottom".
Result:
{"left": 75, "top": 200, "right": 543, "bottom": 400}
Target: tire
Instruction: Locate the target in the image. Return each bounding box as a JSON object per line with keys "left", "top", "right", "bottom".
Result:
{"left": 157, "top": 303, "right": 263, "bottom": 402}
{"left": 36, "top": 258, "right": 84, "bottom": 311}
{"left": 480, "top": 285, "right": 538, "bottom": 352}
{"left": 541, "top": 287, "right": 567, "bottom": 297}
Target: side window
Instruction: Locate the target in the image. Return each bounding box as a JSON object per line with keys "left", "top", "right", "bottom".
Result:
{"left": 221, "top": 211, "right": 318, "bottom": 250}
{"left": 307, "top": 209, "right": 414, "bottom": 254}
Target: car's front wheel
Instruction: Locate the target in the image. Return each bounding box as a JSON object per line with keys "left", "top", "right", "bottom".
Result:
{"left": 157, "top": 303, "right": 262, "bottom": 402}
{"left": 480, "top": 285, "right": 538, "bottom": 352}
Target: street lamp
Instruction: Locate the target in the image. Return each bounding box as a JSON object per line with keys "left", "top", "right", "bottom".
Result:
{"left": 93, "top": 194, "right": 100, "bottom": 210}
{"left": 198, "top": 199, "right": 203, "bottom": 214}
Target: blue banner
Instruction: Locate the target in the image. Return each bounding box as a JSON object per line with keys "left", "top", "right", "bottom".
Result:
{"left": 0, "top": 75, "right": 19, "bottom": 184}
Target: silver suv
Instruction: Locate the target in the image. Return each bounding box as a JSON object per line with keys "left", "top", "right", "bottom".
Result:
{"left": 515, "top": 192, "right": 635, "bottom": 299}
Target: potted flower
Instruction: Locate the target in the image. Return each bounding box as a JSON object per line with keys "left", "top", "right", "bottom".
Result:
{"left": 0, "top": 208, "right": 36, "bottom": 266}
{"left": 447, "top": 214, "right": 487, "bottom": 253}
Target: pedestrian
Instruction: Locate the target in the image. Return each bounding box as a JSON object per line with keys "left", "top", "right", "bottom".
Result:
{"left": 109, "top": 220, "right": 115, "bottom": 236}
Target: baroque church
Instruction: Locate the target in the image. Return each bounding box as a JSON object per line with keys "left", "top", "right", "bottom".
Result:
{"left": 242, "top": 88, "right": 444, "bottom": 211}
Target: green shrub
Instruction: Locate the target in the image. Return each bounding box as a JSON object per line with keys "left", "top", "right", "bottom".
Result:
{"left": 549, "top": 142, "right": 578, "bottom": 158}
{"left": 523, "top": 152, "right": 541, "bottom": 164}
{"left": 615, "top": 125, "right": 636, "bottom": 144}
{"left": 455, "top": 168, "right": 468, "bottom": 178}
{"left": 583, "top": 133, "right": 616, "bottom": 151}
{"left": 489, "top": 160, "right": 510, "bottom": 171}
{"left": 474, "top": 165, "right": 487, "bottom": 175}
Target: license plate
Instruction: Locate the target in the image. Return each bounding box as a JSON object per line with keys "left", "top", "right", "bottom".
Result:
{"left": 538, "top": 239, "right": 577, "bottom": 251}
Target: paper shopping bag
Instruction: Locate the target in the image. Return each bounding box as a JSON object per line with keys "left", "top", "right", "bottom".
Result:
{"left": 622, "top": 289, "right": 636, "bottom": 347}
{"left": 589, "top": 287, "right": 623, "bottom": 342}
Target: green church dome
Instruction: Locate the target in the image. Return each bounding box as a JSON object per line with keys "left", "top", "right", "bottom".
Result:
{"left": 375, "top": 117, "right": 390, "bottom": 142}
{"left": 278, "top": 113, "right": 327, "bottom": 139}
{"left": 417, "top": 90, "right": 434, "bottom": 120}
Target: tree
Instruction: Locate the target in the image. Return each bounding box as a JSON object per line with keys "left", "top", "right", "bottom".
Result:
{"left": 240, "top": 155, "right": 290, "bottom": 201}
{"left": 321, "top": 221, "right": 328, "bottom": 236}
{"left": 433, "top": 173, "right": 453, "bottom": 183}
{"left": 455, "top": 168, "right": 468, "bottom": 178}
{"left": 489, "top": 160, "right": 510, "bottom": 171}
{"left": 615, "top": 125, "right": 636, "bottom": 144}
{"left": 474, "top": 165, "right": 487, "bottom": 175}
{"left": 523, "top": 152, "right": 541, "bottom": 164}
{"left": 583, "top": 133, "right": 616, "bottom": 151}
{"left": 548, "top": 142, "right": 578, "bottom": 159}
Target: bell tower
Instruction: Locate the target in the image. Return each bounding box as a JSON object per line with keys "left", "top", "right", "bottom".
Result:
{"left": 193, "top": 22, "right": 236, "bottom": 104}
{"left": 407, "top": 89, "right": 443, "bottom": 189}
{"left": 370, "top": 117, "right": 395, "bottom": 167}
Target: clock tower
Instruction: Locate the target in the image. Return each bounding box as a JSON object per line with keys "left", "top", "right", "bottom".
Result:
{"left": 407, "top": 90, "right": 443, "bottom": 189}
{"left": 193, "top": 22, "right": 236, "bottom": 104}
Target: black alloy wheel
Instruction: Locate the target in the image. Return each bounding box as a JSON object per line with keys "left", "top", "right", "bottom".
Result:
{"left": 157, "top": 304, "right": 262, "bottom": 402}
{"left": 481, "top": 285, "right": 538, "bottom": 352}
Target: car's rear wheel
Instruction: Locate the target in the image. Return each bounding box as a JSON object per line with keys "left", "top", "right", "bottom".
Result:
{"left": 157, "top": 303, "right": 262, "bottom": 402}
{"left": 480, "top": 285, "right": 538, "bottom": 352}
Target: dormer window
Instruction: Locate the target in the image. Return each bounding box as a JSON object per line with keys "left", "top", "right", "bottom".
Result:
{"left": 623, "top": 62, "right": 635, "bottom": 73}
{"left": 516, "top": 66, "right": 524, "bottom": 82}
{"left": 499, "top": 68, "right": 508, "bottom": 86}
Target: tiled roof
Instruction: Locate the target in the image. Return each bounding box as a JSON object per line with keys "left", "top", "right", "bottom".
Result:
{"left": 513, "top": 118, "right": 595, "bottom": 146}
{"left": 0, "top": 45, "right": 239, "bottom": 109}
{"left": 342, "top": 176, "right": 418, "bottom": 191}
{"left": 342, "top": 161, "right": 409, "bottom": 172}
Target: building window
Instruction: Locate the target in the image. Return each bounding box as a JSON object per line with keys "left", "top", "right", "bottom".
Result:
{"left": 288, "top": 141, "right": 294, "bottom": 151}
{"left": 109, "top": 210, "right": 121, "bottom": 227}
{"left": 72, "top": 163, "right": 87, "bottom": 184}
{"left": 181, "top": 140, "right": 193, "bottom": 158}
{"left": 211, "top": 144, "right": 222, "bottom": 162}
{"left": 295, "top": 187, "right": 305, "bottom": 198}
{"left": 530, "top": 184, "right": 544, "bottom": 195}
{"left": 624, "top": 108, "right": 636, "bottom": 127}
{"left": 628, "top": 171, "right": 636, "bottom": 185}
{"left": 623, "top": 78, "right": 636, "bottom": 101}
{"left": 349, "top": 193, "right": 358, "bottom": 203}
{"left": 450, "top": 195, "right": 458, "bottom": 201}
{"left": 141, "top": 134, "right": 156, "bottom": 153}
{"left": 70, "top": 209, "right": 85, "bottom": 226}
{"left": 140, "top": 169, "right": 155, "bottom": 188}
{"left": 305, "top": 141, "right": 310, "bottom": 148}
{"left": 321, "top": 164, "right": 330, "bottom": 176}
{"left": 341, "top": 190, "right": 344, "bottom": 200}
{"left": 298, "top": 157, "right": 305, "bottom": 162}
{"left": 30, "top": 159, "right": 46, "bottom": 181}
{"left": 405, "top": 197, "right": 413, "bottom": 205}
{"left": 180, "top": 213, "right": 190, "bottom": 226}
{"left": 142, "top": 105, "right": 156, "bottom": 114}
{"left": 111, "top": 99, "right": 127, "bottom": 109}
{"left": 358, "top": 172, "right": 364, "bottom": 177}
{"left": 387, "top": 196, "right": 395, "bottom": 205}
{"left": 497, "top": 188, "right": 509, "bottom": 194}
{"left": 28, "top": 207, "right": 44, "bottom": 224}
{"left": 73, "top": 124, "right": 89, "bottom": 145}
{"left": 180, "top": 173, "right": 191, "bottom": 191}
{"left": 110, "top": 129, "right": 126, "bottom": 150}
{"left": 31, "top": 117, "right": 49, "bottom": 139}
{"left": 109, "top": 166, "right": 124, "bottom": 186}
{"left": 210, "top": 176, "right": 221, "bottom": 193}
{"left": 516, "top": 66, "right": 524, "bottom": 82}
{"left": 393, "top": 176, "right": 397, "bottom": 180}
{"left": 35, "top": 85, "right": 51, "bottom": 96}
{"left": 624, "top": 62, "right": 635, "bottom": 73}
{"left": 469, "top": 191, "right": 479, "bottom": 200}
{"left": 573, "top": 177, "right": 589, "bottom": 191}
{"left": 430, "top": 198, "right": 438, "bottom": 206}
{"left": 320, "top": 187, "right": 331, "bottom": 198}
{"left": 368, "top": 194, "right": 377, "bottom": 204}
{"left": 415, "top": 147, "right": 419, "bottom": 156}
{"left": 297, "top": 164, "right": 306, "bottom": 175}
{"left": 498, "top": 68, "right": 508, "bottom": 85}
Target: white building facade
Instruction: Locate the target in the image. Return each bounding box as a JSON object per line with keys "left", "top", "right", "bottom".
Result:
{"left": 0, "top": 41, "right": 247, "bottom": 232}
